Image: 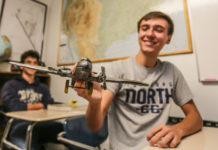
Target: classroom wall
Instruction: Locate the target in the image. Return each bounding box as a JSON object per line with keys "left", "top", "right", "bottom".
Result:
{"left": 1, "top": 0, "right": 217, "bottom": 122}
{"left": 41, "top": 0, "right": 89, "bottom": 105}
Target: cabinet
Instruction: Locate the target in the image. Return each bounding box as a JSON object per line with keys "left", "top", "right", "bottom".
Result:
{"left": 0, "top": 71, "right": 50, "bottom": 137}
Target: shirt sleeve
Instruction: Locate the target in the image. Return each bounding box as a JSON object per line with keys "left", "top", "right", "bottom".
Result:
{"left": 172, "top": 64, "right": 194, "bottom": 106}
{"left": 105, "top": 61, "right": 123, "bottom": 95}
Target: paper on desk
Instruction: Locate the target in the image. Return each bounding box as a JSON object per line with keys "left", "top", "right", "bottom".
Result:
{"left": 47, "top": 104, "right": 87, "bottom": 112}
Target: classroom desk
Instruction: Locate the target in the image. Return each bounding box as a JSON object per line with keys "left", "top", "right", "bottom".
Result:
{"left": 142, "top": 127, "right": 218, "bottom": 150}
{"left": 0, "top": 105, "right": 87, "bottom": 150}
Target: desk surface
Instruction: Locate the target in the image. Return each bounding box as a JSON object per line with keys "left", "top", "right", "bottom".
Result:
{"left": 5, "top": 105, "right": 87, "bottom": 122}
{"left": 142, "top": 127, "right": 218, "bottom": 150}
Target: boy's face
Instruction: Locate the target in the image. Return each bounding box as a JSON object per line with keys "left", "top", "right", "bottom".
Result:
{"left": 138, "top": 18, "right": 172, "bottom": 56}
{"left": 21, "top": 56, "right": 38, "bottom": 76}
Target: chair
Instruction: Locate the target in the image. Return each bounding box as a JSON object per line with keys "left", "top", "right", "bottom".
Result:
{"left": 58, "top": 115, "right": 108, "bottom": 150}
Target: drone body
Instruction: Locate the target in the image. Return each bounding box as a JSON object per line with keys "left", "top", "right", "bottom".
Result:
{"left": 75, "top": 58, "right": 92, "bottom": 81}
{"left": 65, "top": 57, "right": 97, "bottom": 94}
{"left": 9, "top": 58, "right": 148, "bottom": 94}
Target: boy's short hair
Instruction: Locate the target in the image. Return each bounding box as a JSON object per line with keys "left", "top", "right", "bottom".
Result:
{"left": 137, "top": 11, "right": 174, "bottom": 35}
{"left": 20, "top": 50, "right": 40, "bottom": 63}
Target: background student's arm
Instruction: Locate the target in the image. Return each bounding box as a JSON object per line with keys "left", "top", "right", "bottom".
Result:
{"left": 1, "top": 82, "right": 27, "bottom": 112}
{"left": 27, "top": 103, "right": 44, "bottom": 110}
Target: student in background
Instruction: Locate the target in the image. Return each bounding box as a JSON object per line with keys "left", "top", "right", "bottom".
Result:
{"left": 73, "top": 11, "right": 203, "bottom": 150}
{"left": 1, "top": 50, "right": 63, "bottom": 150}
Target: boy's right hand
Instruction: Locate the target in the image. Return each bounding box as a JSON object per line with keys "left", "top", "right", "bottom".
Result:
{"left": 71, "top": 63, "right": 103, "bottom": 105}
{"left": 27, "top": 102, "right": 44, "bottom": 110}
{"left": 74, "top": 80, "right": 103, "bottom": 105}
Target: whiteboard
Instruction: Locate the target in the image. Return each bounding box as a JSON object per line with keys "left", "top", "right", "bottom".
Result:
{"left": 189, "top": 0, "right": 218, "bottom": 81}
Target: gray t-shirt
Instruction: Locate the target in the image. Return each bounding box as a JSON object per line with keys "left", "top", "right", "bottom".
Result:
{"left": 105, "top": 57, "right": 193, "bottom": 150}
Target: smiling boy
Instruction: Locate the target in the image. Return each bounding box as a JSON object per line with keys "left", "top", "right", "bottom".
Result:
{"left": 2, "top": 50, "right": 63, "bottom": 150}
{"left": 74, "top": 11, "right": 203, "bottom": 150}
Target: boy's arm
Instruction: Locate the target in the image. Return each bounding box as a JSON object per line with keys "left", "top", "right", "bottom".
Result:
{"left": 86, "top": 89, "right": 114, "bottom": 131}
{"left": 1, "top": 83, "right": 27, "bottom": 112}
{"left": 74, "top": 81, "right": 114, "bottom": 131}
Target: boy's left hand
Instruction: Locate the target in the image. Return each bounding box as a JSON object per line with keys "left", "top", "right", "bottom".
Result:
{"left": 146, "top": 124, "right": 183, "bottom": 148}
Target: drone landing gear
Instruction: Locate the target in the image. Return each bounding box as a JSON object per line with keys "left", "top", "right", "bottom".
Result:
{"left": 64, "top": 79, "right": 93, "bottom": 95}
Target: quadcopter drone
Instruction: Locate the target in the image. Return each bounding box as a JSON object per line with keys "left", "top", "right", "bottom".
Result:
{"left": 9, "top": 58, "right": 149, "bottom": 94}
